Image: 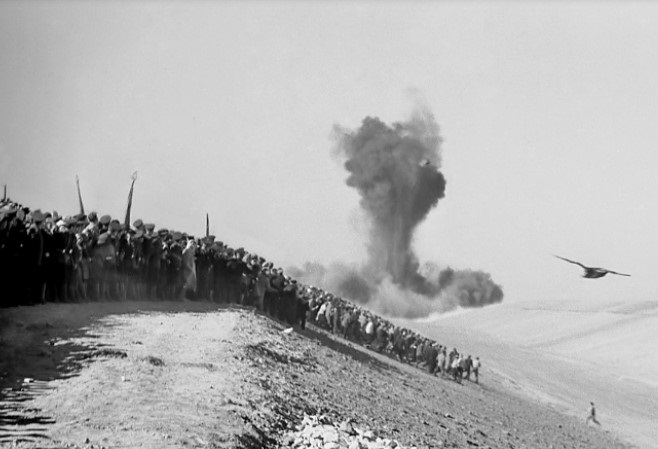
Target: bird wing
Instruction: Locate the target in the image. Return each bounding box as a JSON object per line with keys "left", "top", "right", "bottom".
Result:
{"left": 606, "top": 270, "right": 631, "bottom": 277}
{"left": 554, "top": 255, "right": 587, "bottom": 268}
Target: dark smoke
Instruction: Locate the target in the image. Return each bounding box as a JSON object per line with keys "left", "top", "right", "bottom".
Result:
{"left": 291, "top": 104, "right": 503, "bottom": 318}
{"left": 337, "top": 112, "right": 446, "bottom": 294}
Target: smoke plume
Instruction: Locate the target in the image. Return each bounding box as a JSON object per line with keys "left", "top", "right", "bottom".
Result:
{"left": 291, "top": 103, "right": 503, "bottom": 318}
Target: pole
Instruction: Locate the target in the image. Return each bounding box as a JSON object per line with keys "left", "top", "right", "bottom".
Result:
{"left": 75, "top": 175, "right": 85, "bottom": 215}
{"left": 124, "top": 171, "right": 138, "bottom": 227}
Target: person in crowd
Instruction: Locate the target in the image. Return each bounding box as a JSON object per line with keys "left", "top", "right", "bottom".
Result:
{"left": 181, "top": 238, "right": 197, "bottom": 300}
{"left": 472, "top": 356, "right": 481, "bottom": 384}
{"left": 437, "top": 348, "right": 447, "bottom": 377}
{"left": 451, "top": 354, "right": 463, "bottom": 384}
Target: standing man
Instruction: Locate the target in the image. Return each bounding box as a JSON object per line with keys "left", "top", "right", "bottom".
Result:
{"left": 472, "top": 356, "right": 481, "bottom": 384}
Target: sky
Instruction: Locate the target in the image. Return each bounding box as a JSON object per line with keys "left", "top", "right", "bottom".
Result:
{"left": 2, "top": 1, "right": 658, "bottom": 307}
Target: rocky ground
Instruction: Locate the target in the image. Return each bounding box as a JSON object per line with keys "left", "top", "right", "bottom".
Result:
{"left": 0, "top": 301, "right": 633, "bottom": 448}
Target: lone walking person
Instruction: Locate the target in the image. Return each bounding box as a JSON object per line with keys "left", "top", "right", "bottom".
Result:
{"left": 586, "top": 402, "right": 600, "bottom": 425}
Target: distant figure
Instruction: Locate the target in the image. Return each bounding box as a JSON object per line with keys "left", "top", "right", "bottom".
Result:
{"left": 472, "top": 357, "right": 481, "bottom": 384}
{"left": 437, "top": 349, "right": 447, "bottom": 377}
{"left": 586, "top": 402, "right": 601, "bottom": 425}
{"left": 463, "top": 355, "right": 473, "bottom": 381}
{"left": 451, "top": 355, "right": 462, "bottom": 384}
{"left": 554, "top": 255, "right": 631, "bottom": 279}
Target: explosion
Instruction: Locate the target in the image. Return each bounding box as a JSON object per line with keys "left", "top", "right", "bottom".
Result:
{"left": 290, "top": 103, "right": 503, "bottom": 318}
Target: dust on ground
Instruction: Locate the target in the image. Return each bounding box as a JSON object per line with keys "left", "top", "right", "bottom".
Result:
{"left": 0, "top": 301, "right": 633, "bottom": 449}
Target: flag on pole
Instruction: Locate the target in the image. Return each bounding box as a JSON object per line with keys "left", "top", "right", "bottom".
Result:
{"left": 75, "top": 175, "right": 85, "bottom": 215}
{"left": 124, "top": 171, "right": 138, "bottom": 227}
{"left": 206, "top": 213, "right": 209, "bottom": 237}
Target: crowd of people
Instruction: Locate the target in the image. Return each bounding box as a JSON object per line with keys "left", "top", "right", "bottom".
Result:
{"left": 0, "top": 196, "right": 480, "bottom": 384}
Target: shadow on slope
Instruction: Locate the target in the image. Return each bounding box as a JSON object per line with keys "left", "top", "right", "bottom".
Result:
{"left": 0, "top": 300, "right": 225, "bottom": 445}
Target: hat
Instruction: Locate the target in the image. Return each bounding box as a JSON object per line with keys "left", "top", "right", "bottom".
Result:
{"left": 31, "top": 210, "right": 45, "bottom": 223}
{"left": 145, "top": 223, "right": 155, "bottom": 231}
{"left": 99, "top": 215, "right": 111, "bottom": 225}
{"left": 172, "top": 231, "right": 182, "bottom": 241}
{"left": 64, "top": 217, "right": 77, "bottom": 227}
{"left": 109, "top": 220, "right": 121, "bottom": 232}
{"left": 158, "top": 228, "right": 169, "bottom": 236}
{"left": 133, "top": 219, "right": 143, "bottom": 229}
{"left": 88, "top": 211, "right": 98, "bottom": 221}
{"left": 74, "top": 213, "right": 87, "bottom": 223}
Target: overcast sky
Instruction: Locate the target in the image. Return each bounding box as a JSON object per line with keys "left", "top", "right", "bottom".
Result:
{"left": 2, "top": 1, "right": 658, "bottom": 306}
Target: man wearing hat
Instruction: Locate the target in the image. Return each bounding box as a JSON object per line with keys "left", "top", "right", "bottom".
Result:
{"left": 210, "top": 244, "right": 231, "bottom": 303}
{"left": 164, "top": 233, "right": 183, "bottom": 300}
{"left": 144, "top": 225, "right": 164, "bottom": 300}
{"left": 98, "top": 214, "right": 111, "bottom": 234}
{"left": 181, "top": 238, "right": 197, "bottom": 300}
{"left": 132, "top": 219, "right": 144, "bottom": 232}
{"left": 84, "top": 212, "right": 99, "bottom": 238}
{"left": 129, "top": 228, "right": 147, "bottom": 300}
{"left": 47, "top": 217, "right": 73, "bottom": 302}
{"left": 246, "top": 263, "right": 270, "bottom": 311}
{"left": 0, "top": 207, "right": 28, "bottom": 305}
{"left": 144, "top": 223, "right": 155, "bottom": 237}
{"left": 26, "top": 210, "right": 48, "bottom": 303}
{"left": 195, "top": 236, "right": 215, "bottom": 300}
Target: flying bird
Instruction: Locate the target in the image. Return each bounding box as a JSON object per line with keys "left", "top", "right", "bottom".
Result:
{"left": 554, "top": 255, "right": 631, "bottom": 279}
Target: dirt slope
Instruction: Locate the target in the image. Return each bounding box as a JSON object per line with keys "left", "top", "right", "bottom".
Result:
{"left": 0, "top": 302, "right": 633, "bottom": 449}
{"left": 403, "top": 301, "right": 658, "bottom": 448}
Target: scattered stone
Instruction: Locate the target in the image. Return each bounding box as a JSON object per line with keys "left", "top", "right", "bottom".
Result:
{"left": 102, "top": 348, "right": 128, "bottom": 358}
{"left": 145, "top": 356, "right": 165, "bottom": 366}
{"left": 282, "top": 414, "right": 417, "bottom": 449}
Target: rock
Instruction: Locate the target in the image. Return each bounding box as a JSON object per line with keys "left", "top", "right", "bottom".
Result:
{"left": 338, "top": 420, "right": 350, "bottom": 431}
{"left": 321, "top": 427, "right": 339, "bottom": 443}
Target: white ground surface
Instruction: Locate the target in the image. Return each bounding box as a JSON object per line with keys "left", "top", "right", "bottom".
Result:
{"left": 401, "top": 299, "right": 658, "bottom": 449}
